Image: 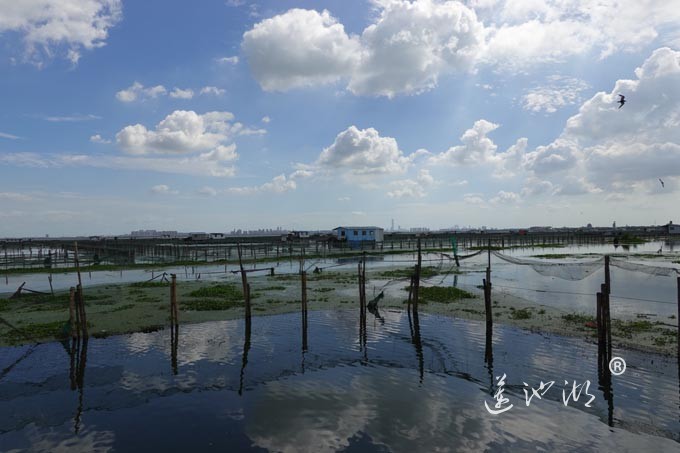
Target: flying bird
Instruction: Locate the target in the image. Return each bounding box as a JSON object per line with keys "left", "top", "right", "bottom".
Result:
{"left": 659, "top": 178, "right": 665, "bottom": 188}
{"left": 617, "top": 94, "right": 626, "bottom": 109}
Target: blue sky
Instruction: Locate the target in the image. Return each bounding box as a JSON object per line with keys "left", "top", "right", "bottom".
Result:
{"left": 1, "top": 0, "right": 680, "bottom": 236}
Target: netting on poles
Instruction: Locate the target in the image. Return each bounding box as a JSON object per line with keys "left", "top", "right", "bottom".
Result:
{"left": 492, "top": 252, "right": 604, "bottom": 281}
{"left": 492, "top": 251, "right": 680, "bottom": 281}
{"left": 610, "top": 258, "right": 680, "bottom": 277}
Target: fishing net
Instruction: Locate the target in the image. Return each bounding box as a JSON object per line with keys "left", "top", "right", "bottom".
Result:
{"left": 492, "top": 252, "right": 604, "bottom": 281}
{"left": 610, "top": 258, "right": 680, "bottom": 277}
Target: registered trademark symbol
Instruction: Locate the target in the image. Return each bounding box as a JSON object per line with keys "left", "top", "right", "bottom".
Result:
{"left": 609, "top": 357, "right": 626, "bottom": 376}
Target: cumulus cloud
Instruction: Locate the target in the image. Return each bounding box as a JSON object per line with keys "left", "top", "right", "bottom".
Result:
{"left": 216, "top": 56, "right": 239, "bottom": 64}
{"left": 116, "top": 82, "right": 167, "bottom": 102}
{"left": 489, "top": 190, "right": 520, "bottom": 204}
{"left": 525, "top": 47, "right": 680, "bottom": 194}
{"left": 261, "top": 116, "right": 271, "bottom": 123}
{"left": 242, "top": 3, "right": 483, "bottom": 97}
{"left": 0, "top": 0, "right": 122, "bottom": 64}
{"left": 242, "top": 9, "right": 361, "bottom": 91}
{"left": 317, "top": 125, "right": 423, "bottom": 176}
{"left": 115, "top": 110, "right": 240, "bottom": 156}
{"left": 226, "top": 174, "right": 297, "bottom": 195}
{"left": 521, "top": 76, "right": 590, "bottom": 113}
{"left": 387, "top": 169, "right": 436, "bottom": 199}
{"left": 89, "top": 134, "right": 110, "bottom": 144}
{"left": 427, "top": 120, "right": 528, "bottom": 178}
{"left": 1, "top": 109, "right": 264, "bottom": 178}
{"left": 241, "top": 1, "right": 680, "bottom": 97}
{"left": 200, "top": 86, "right": 225, "bottom": 96}
{"left": 169, "top": 87, "right": 194, "bottom": 99}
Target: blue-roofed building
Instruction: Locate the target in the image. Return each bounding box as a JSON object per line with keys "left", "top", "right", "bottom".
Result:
{"left": 333, "top": 226, "right": 384, "bottom": 244}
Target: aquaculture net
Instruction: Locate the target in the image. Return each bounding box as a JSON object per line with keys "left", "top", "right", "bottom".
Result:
{"left": 609, "top": 258, "right": 680, "bottom": 277}
{"left": 492, "top": 252, "right": 604, "bottom": 281}
{"left": 492, "top": 252, "right": 680, "bottom": 281}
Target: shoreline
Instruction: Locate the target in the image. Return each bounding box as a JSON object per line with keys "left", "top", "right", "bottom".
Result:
{"left": 1, "top": 266, "right": 677, "bottom": 356}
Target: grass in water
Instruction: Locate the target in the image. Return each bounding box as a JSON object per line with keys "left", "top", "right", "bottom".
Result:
{"left": 510, "top": 308, "right": 532, "bottom": 320}
{"left": 129, "top": 281, "right": 170, "bottom": 288}
{"left": 378, "top": 266, "right": 441, "bottom": 279}
{"left": 405, "top": 286, "right": 474, "bottom": 303}
{"left": 188, "top": 284, "right": 242, "bottom": 299}
{"left": 182, "top": 298, "right": 243, "bottom": 311}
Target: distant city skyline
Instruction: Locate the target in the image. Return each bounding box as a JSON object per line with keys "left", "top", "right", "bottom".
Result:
{"left": 1, "top": 1, "right": 679, "bottom": 236}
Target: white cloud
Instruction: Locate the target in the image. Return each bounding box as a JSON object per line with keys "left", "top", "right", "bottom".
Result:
{"left": 348, "top": 0, "right": 484, "bottom": 97}
{"left": 0, "top": 0, "right": 122, "bottom": 64}
{"left": 242, "top": 3, "right": 483, "bottom": 97}
{"left": 489, "top": 190, "right": 520, "bottom": 204}
{"left": 463, "top": 193, "right": 486, "bottom": 206}
{"left": 116, "top": 82, "right": 167, "bottom": 102}
{"left": 89, "top": 134, "right": 110, "bottom": 144}
{"left": 482, "top": 1, "right": 680, "bottom": 69}
{"left": 261, "top": 116, "right": 271, "bottom": 123}
{"left": 169, "top": 87, "right": 195, "bottom": 99}
{"left": 227, "top": 174, "right": 297, "bottom": 195}
{"left": 44, "top": 114, "right": 101, "bottom": 122}
{"left": 241, "top": 1, "right": 680, "bottom": 97}
{"left": 526, "top": 47, "right": 680, "bottom": 194}
{"left": 200, "top": 86, "right": 226, "bottom": 96}
{"left": 429, "top": 119, "right": 499, "bottom": 166}
{"left": 338, "top": 196, "right": 351, "bottom": 202}
{"left": 0, "top": 151, "right": 237, "bottom": 177}
{"left": 115, "top": 110, "right": 239, "bottom": 156}
{"left": 151, "top": 184, "right": 178, "bottom": 195}
{"left": 521, "top": 76, "right": 590, "bottom": 113}
{"left": 216, "top": 56, "right": 239, "bottom": 64}
{"left": 317, "top": 125, "right": 422, "bottom": 176}
{"left": 0, "top": 192, "right": 33, "bottom": 201}
{"left": 0, "top": 131, "right": 21, "bottom": 140}
{"left": 387, "top": 169, "right": 436, "bottom": 199}
{"left": 242, "top": 9, "right": 361, "bottom": 91}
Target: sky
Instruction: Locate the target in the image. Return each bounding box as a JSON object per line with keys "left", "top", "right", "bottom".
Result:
{"left": 1, "top": 0, "right": 680, "bottom": 237}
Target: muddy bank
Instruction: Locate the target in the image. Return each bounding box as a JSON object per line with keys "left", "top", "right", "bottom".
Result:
{"left": 0, "top": 266, "right": 677, "bottom": 355}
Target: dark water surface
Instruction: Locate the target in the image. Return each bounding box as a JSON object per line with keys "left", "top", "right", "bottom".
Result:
{"left": 1, "top": 309, "right": 678, "bottom": 452}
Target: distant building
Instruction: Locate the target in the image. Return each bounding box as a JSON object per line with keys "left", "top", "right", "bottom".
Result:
{"left": 289, "top": 230, "right": 310, "bottom": 239}
{"left": 665, "top": 221, "right": 680, "bottom": 235}
{"left": 333, "top": 226, "right": 384, "bottom": 243}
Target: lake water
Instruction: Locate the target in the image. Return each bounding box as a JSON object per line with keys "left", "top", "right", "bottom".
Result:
{"left": 2, "top": 241, "right": 679, "bottom": 321}
{"left": 0, "top": 310, "right": 678, "bottom": 452}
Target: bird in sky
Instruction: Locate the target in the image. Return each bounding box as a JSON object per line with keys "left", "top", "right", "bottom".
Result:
{"left": 659, "top": 178, "right": 665, "bottom": 188}
{"left": 617, "top": 94, "right": 626, "bottom": 109}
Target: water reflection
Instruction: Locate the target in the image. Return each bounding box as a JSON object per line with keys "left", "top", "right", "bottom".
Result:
{"left": 239, "top": 314, "right": 251, "bottom": 396}
{"left": 68, "top": 337, "right": 88, "bottom": 434}
{"left": 0, "top": 310, "right": 678, "bottom": 451}
{"left": 170, "top": 324, "right": 179, "bottom": 375}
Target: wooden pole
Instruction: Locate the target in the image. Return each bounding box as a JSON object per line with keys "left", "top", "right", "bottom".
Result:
{"left": 68, "top": 287, "right": 76, "bottom": 339}
{"left": 48, "top": 274, "right": 54, "bottom": 296}
{"left": 170, "top": 274, "right": 177, "bottom": 328}
{"left": 677, "top": 276, "right": 679, "bottom": 361}
{"left": 77, "top": 284, "right": 88, "bottom": 338}
{"left": 237, "top": 244, "right": 251, "bottom": 317}
{"left": 413, "top": 239, "right": 421, "bottom": 312}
